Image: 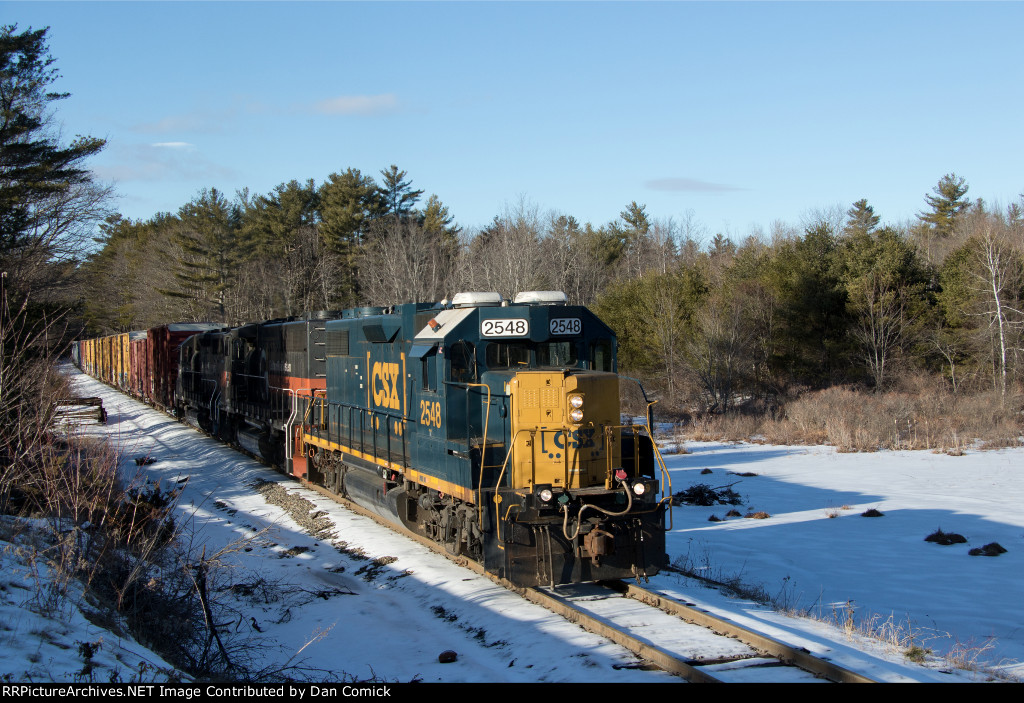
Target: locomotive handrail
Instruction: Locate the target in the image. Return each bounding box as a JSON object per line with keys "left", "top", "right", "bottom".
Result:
{"left": 642, "top": 400, "right": 674, "bottom": 526}
{"left": 490, "top": 428, "right": 534, "bottom": 544}
{"left": 446, "top": 381, "right": 492, "bottom": 530}
{"left": 300, "top": 396, "right": 408, "bottom": 469}
{"left": 272, "top": 386, "right": 312, "bottom": 468}
{"left": 602, "top": 419, "right": 673, "bottom": 530}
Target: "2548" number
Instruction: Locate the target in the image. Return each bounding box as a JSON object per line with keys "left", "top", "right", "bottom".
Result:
{"left": 420, "top": 399, "right": 441, "bottom": 428}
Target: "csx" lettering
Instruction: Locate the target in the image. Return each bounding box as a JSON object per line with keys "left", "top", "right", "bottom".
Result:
{"left": 372, "top": 361, "right": 401, "bottom": 410}
{"left": 542, "top": 428, "right": 597, "bottom": 452}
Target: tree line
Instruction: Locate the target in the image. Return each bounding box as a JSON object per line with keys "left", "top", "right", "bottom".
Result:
{"left": 82, "top": 165, "right": 1024, "bottom": 411}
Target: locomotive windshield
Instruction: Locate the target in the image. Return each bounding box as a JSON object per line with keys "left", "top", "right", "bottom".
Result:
{"left": 485, "top": 340, "right": 581, "bottom": 370}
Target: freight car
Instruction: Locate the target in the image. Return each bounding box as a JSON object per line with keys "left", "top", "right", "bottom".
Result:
{"left": 75, "top": 323, "right": 226, "bottom": 407}
{"left": 79, "top": 292, "right": 671, "bottom": 588}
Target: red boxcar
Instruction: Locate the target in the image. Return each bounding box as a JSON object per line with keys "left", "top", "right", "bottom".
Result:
{"left": 148, "top": 323, "right": 226, "bottom": 410}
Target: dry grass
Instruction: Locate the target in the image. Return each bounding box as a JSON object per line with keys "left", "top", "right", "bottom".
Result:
{"left": 675, "top": 378, "right": 1023, "bottom": 452}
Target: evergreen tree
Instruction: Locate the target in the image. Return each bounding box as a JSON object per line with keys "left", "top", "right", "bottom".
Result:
{"left": 241, "top": 179, "right": 319, "bottom": 255}
{"left": 420, "top": 194, "right": 460, "bottom": 239}
{"left": 844, "top": 199, "right": 880, "bottom": 237}
{"left": 611, "top": 201, "right": 650, "bottom": 279}
{"left": 594, "top": 266, "right": 706, "bottom": 406}
{"left": 237, "top": 180, "right": 333, "bottom": 317}
{"left": 318, "top": 168, "right": 381, "bottom": 246}
{"left": 835, "top": 226, "right": 930, "bottom": 388}
{"left": 619, "top": 201, "right": 650, "bottom": 237}
{"left": 918, "top": 173, "right": 970, "bottom": 239}
{"left": 83, "top": 214, "right": 150, "bottom": 332}
{"left": 170, "top": 188, "right": 240, "bottom": 322}
{"left": 1, "top": 25, "right": 108, "bottom": 480}
{"left": 378, "top": 165, "right": 423, "bottom": 221}
{"left": 318, "top": 168, "right": 383, "bottom": 306}
{"left": 767, "top": 223, "right": 852, "bottom": 386}
{"left": 0, "top": 25, "right": 108, "bottom": 304}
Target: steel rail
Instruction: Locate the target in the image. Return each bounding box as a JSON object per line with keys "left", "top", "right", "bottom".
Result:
{"left": 607, "top": 580, "right": 877, "bottom": 683}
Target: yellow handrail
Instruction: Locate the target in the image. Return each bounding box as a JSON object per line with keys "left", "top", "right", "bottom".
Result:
{"left": 642, "top": 400, "right": 673, "bottom": 528}
{"left": 461, "top": 382, "right": 492, "bottom": 529}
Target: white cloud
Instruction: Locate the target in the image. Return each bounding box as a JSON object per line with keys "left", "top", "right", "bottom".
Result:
{"left": 151, "top": 141, "right": 196, "bottom": 149}
{"left": 312, "top": 93, "right": 399, "bottom": 116}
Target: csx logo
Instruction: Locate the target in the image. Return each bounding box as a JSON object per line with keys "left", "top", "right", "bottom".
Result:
{"left": 372, "top": 361, "right": 401, "bottom": 410}
{"left": 541, "top": 428, "right": 597, "bottom": 452}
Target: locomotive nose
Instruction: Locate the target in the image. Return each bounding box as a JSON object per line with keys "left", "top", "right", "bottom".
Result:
{"left": 507, "top": 369, "right": 620, "bottom": 492}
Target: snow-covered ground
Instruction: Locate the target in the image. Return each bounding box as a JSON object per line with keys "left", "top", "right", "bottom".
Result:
{"left": 2, "top": 367, "right": 1020, "bottom": 682}
{"left": 654, "top": 439, "right": 1023, "bottom": 681}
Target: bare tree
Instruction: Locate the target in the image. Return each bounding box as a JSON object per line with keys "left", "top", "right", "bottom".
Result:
{"left": 848, "top": 272, "right": 908, "bottom": 389}
{"left": 359, "top": 217, "right": 456, "bottom": 305}
{"left": 970, "top": 228, "right": 1024, "bottom": 401}
{"left": 462, "top": 198, "right": 543, "bottom": 299}
{"left": 685, "top": 289, "right": 756, "bottom": 413}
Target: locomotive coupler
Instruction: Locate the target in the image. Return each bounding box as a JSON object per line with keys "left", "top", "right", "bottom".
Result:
{"left": 583, "top": 526, "right": 615, "bottom": 565}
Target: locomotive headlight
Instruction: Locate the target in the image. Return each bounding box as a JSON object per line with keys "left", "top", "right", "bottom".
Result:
{"left": 569, "top": 408, "right": 584, "bottom": 423}
{"left": 569, "top": 395, "right": 584, "bottom": 409}
{"left": 535, "top": 484, "right": 554, "bottom": 505}
{"left": 632, "top": 481, "right": 646, "bottom": 496}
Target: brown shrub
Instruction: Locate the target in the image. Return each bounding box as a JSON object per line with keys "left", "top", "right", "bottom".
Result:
{"left": 675, "top": 378, "right": 1021, "bottom": 452}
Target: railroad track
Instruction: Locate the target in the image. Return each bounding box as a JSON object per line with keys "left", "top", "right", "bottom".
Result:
{"left": 517, "top": 581, "right": 875, "bottom": 683}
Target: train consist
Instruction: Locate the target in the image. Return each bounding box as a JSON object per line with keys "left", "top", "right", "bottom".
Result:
{"left": 75, "top": 292, "right": 670, "bottom": 587}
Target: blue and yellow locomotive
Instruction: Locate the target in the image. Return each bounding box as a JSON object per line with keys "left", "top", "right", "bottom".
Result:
{"left": 175, "top": 291, "right": 670, "bottom": 587}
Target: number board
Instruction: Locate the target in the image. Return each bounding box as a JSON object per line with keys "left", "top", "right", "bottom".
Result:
{"left": 481, "top": 318, "right": 529, "bottom": 337}
{"left": 549, "top": 318, "right": 582, "bottom": 335}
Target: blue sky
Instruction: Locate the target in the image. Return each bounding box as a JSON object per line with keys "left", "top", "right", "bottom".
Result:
{"left": 10, "top": 1, "right": 1024, "bottom": 240}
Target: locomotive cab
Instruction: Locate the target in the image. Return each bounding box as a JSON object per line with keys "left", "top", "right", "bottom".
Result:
{"left": 405, "top": 291, "right": 669, "bottom": 586}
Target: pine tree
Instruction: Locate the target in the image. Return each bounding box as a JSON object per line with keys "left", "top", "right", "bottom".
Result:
{"left": 1, "top": 25, "right": 108, "bottom": 479}
{"left": 378, "top": 165, "right": 423, "bottom": 221}
{"left": 318, "top": 168, "right": 383, "bottom": 306}
{"left": 0, "top": 25, "right": 108, "bottom": 302}
{"left": 318, "top": 168, "right": 382, "bottom": 246}
{"left": 171, "top": 188, "right": 239, "bottom": 322}
{"left": 844, "top": 199, "right": 880, "bottom": 237}
{"left": 918, "top": 173, "right": 970, "bottom": 239}
{"left": 836, "top": 226, "right": 929, "bottom": 388}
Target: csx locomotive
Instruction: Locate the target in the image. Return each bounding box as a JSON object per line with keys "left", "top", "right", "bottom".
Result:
{"left": 82, "top": 292, "right": 670, "bottom": 587}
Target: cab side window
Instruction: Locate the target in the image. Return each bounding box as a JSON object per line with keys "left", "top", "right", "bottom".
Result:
{"left": 590, "top": 340, "right": 612, "bottom": 372}
{"left": 422, "top": 348, "right": 438, "bottom": 392}
{"left": 449, "top": 341, "right": 476, "bottom": 383}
